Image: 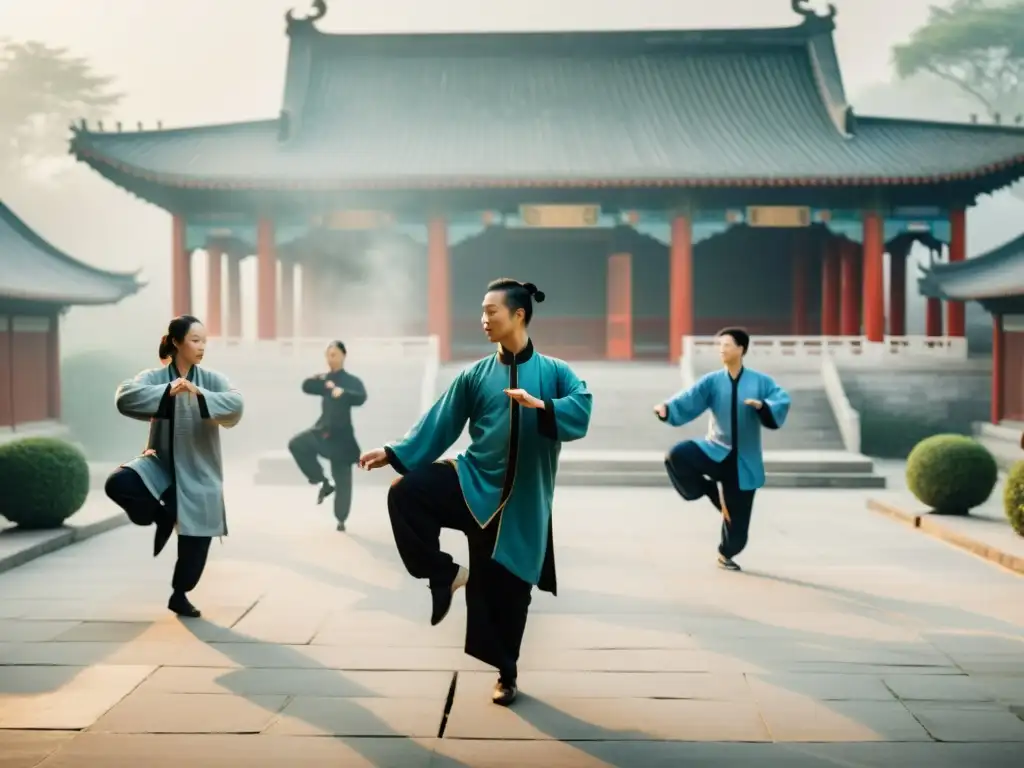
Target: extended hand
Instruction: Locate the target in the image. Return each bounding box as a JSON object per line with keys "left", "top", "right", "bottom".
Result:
{"left": 142, "top": 448, "right": 157, "bottom": 458}
{"left": 504, "top": 388, "right": 544, "bottom": 409}
{"left": 358, "top": 448, "right": 390, "bottom": 471}
{"left": 325, "top": 380, "right": 336, "bottom": 390}
{"left": 653, "top": 403, "right": 668, "bottom": 420}
{"left": 743, "top": 399, "right": 763, "bottom": 410}
{"left": 331, "top": 387, "right": 345, "bottom": 399}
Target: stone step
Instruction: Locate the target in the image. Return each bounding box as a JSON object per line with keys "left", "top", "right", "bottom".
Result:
{"left": 972, "top": 421, "right": 1023, "bottom": 472}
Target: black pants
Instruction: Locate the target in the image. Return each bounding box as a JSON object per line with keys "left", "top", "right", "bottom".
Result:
{"left": 288, "top": 429, "right": 354, "bottom": 524}
{"left": 665, "top": 440, "right": 756, "bottom": 560}
{"left": 104, "top": 467, "right": 211, "bottom": 594}
{"left": 387, "top": 461, "right": 533, "bottom": 683}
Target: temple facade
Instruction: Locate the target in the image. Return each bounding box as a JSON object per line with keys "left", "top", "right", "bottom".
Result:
{"left": 70, "top": 1, "right": 1024, "bottom": 361}
{"left": 0, "top": 202, "right": 140, "bottom": 433}
{"left": 920, "top": 232, "right": 1024, "bottom": 425}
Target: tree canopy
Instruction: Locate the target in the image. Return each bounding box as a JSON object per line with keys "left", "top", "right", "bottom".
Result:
{"left": 893, "top": 0, "right": 1024, "bottom": 121}
{"left": 0, "top": 39, "right": 121, "bottom": 177}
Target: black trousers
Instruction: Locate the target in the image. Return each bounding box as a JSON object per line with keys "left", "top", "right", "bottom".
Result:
{"left": 387, "top": 461, "right": 533, "bottom": 683}
{"left": 665, "top": 440, "right": 756, "bottom": 559}
{"left": 104, "top": 467, "right": 211, "bottom": 594}
{"left": 288, "top": 429, "right": 354, "bottom": 524}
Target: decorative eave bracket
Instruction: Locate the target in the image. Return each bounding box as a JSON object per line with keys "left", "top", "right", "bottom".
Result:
{"left": 285, "top": 0, "right": 328, "bottom": 35}
{"left": 791, "top": 0, "right": 837, "bottom": 26}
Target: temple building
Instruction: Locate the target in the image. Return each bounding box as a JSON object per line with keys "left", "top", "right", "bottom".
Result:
{"left": 69, "top": 0, "right": 1024, "bottom": 361}
{"left": 919, "top": 232, "right": 1024, "bottom": 425}
{"left": 0, "top": 202, "right": 140, "bottom": 433}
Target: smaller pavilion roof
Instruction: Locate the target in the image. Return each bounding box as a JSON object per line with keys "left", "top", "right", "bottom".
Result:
{"left": 0, "top": 202, "right": 142, "bottom": 306}
{"left": 918, "top": 231, "right": 1024, "bottom": 301}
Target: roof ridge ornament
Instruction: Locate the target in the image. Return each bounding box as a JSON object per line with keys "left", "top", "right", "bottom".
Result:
{"left": 285, "top": 0, "right": 328, "bottom": 32}
{"left": 791, "top": 0, "right": 837, "bottom": 22}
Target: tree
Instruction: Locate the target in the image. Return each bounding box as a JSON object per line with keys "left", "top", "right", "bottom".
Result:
{"left": 893, "top": 0, "right": 1024, "bottom": 122}
{"left": 0, "top": 39, "right": 121, "bottom": 178}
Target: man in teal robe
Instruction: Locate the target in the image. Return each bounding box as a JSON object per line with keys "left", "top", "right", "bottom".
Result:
{"left": 655, "top": 327, "right": 790, "bottom": 572}
{"left": 359, "top": 278, "right": 592, "bottom": 706}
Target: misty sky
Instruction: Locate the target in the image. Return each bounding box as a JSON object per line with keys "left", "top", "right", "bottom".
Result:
{"left": 1, "top": 0, "right": 940, "bottom": 129}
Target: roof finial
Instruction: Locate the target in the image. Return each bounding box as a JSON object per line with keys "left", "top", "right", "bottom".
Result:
{"left": 791, "top": 0, "right": 837, "bottom": 21}
{"left": 285, "top": 0, "right": 328, "bottom": 30}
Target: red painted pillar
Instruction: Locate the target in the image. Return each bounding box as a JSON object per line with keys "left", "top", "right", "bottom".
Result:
{"left": 926, "top": 297, "right": 943, "bottom": 336}
{"left": 821, "top": 241, "right": 840, "bottom": 336}
{"left": 226, "top": 254, "right": 242, "bottom": 339}
{"left": 47, "top": 312, "right": 60, "bottom": 420}
{"left": 669, "top": 215, "right": 693, "bottom": 361}
{"left": 257, "top": 218, "right": 277, "bottom": 340}
{"left": 606, "top": 253, "right": 633, "bottom": 360}
{"left": 888, "top": 247, "right": 907, "bottom": 337}
{"left": 947, "top": 208, "right": 967, "bottom": 337}
{"left": 171, "top": 215, "right": 191, "bottom": 317}
{"left": 791, "top": 249, "right": 808, "bottom": 335}
{"left": 992, "top": 313, "right": 1004, "bottom": 425}
{"left": 280, "top": 260, "right": 295, "bottom": 338}
{"left": 427, "top": 216, "right": 451, "bottom": 362}
{"left": 862, "top": 211, "right": 885, "bottom": 343}
{"left": 206, "top": 246, "right": 223, "bottom": 336}
{"left": 839, "top": 240, "right": 860, "bottom": 335}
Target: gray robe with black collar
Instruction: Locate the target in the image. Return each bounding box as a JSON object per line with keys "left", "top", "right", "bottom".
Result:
{"left": 114, "top": 363, "right": 244, "bottom": 537}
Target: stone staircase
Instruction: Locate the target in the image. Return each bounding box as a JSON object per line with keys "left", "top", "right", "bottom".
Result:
{"left": 973, "top": 421, "right": 1023, "bottom": 471}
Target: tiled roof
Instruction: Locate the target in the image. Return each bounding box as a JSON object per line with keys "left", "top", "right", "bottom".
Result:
{"left": 0, "top": 202, "right": 141, "bottom": 305}
{"left": 70, "top": 22, "right": 1024, "bottom": 191}
{"left": 918, "top": 232, "right": 1024, "bottom": 301}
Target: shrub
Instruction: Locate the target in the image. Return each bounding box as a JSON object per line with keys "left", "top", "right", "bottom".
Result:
{"left": 1004, "top": 461, "right": 1024, "bottom": 537}
{"left": 0, "top": 437, "right": 90, "bottom": 529}
{"left": 905, "top": 434, "right": 998, "bottom": 515}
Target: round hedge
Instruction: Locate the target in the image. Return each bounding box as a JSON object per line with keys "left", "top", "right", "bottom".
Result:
{"left": 0, "top": 437, "right": 90, "bottom": 529}
{"left": 1004, "top": 461, "right": 1024, "bottom": 537}
{"left": 905, "top": 434, "right": 997, "bottom": 516}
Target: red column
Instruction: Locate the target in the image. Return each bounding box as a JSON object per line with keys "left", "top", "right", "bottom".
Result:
{"left": 862, "top": 211, "right": 885, "bottom": 343}
{"left": 226, "top": 254, "right": 242, "bottom": 339}
{"left": 888, "top": 247, "right": 907, "bottom": 337}
{"left": 926, "top": 297, "right": 943, "bottom": 336}
{"left": 206, "top": 247, "right": 223, "bottom": 336}
{"left": 280, "top": 260, "right": 295, "bottom": 338}
{"left": 791, "top": 249, "right": 807, "bottom": 335}
{"left": 821, "top": 241, "right": 840, "bottom": 336}
{"left": 606, "top": 253, "right": 633, "bottom": 360}
{"left": 992, "top": 313, "right": 1004, "bottom": 424}
{"left": 257, "top": 218, "right": 277, "bottom": 340}
{"left": 839, "top": 240, "right": 860, "bottom": 335}
{"left": 171, "top": 214, "right": 191, "bottom": 317}
{"left": 669, "top": 215, "right": 693, "bottom": 361}
{"left": 947, "top": 208, "right": 967, "bottom": 337}
{"left": 47, "top": 312, "right": 60, "bottom": 420}
{"left": 427, "top": 216, "right": 451, "bottom": 362}
{"left": 300, "top": 259, "right": 319, "bottom": 337}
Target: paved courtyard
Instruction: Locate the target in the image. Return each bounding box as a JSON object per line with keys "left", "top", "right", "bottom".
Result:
{"left": 1, "top": 477, "right": 1023, "bottom": 766}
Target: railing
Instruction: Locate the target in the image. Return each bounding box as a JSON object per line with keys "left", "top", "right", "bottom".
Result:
{"left": 685, "top": 335, "right": 969, "bottom": 361}
{"left": 420, "top": 334, "right": 440, "bottom": 414}
{"left": 821, "top": 353, "right": 861, "bottom": 454}
{"left": 679, "top": 335, "right": 696, "bottom": 389}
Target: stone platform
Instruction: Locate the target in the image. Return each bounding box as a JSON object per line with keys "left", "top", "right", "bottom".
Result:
{"left": 0, "top": 480, "right": 1022, "bottom": 765}
{"left": 254, "top": 449, "right": 887, "bottom": 489}
{"left": 973, "top": 421, "right": 1023, "bottom": 471}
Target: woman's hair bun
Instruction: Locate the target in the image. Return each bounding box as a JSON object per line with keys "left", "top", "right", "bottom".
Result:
{"left": 522, "top": 282, "right": 545, "bottom": 303}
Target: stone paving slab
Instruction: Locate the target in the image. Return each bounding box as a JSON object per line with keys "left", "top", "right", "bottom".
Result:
{"left": 868, "top": 490, "right": 1024, "bottom": 574}
{"left": 0, "top": 482, "right": 1022, "bottom": 765}
{"left": 0, "top": 491, "right": 127, "bottom": 576}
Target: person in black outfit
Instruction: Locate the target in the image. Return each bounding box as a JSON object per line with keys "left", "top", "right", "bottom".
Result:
{"left": 288, "top": 340, "right": 367, "bottom": 530}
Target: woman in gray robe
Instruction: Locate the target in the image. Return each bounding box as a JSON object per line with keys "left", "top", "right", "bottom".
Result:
{"left": 104, "top": 315, "right": 244, "bottom": 618}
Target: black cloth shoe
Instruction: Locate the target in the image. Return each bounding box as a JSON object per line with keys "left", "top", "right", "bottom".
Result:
{"left": 336, "top": 521, "right": 346, "bottom": 532}
{"left": 492, "top": 678, "right": 518, "bottom": 706}
{"left": 429, "top": 565, "right": 468, "bottom": 626}
{"left": 168, "top": 591, "right": 201, "bottom": 618}
{"left": 317, "top": 482, "right": 335, "bottom": 505}
{"left": 717, "top": 554, "right": 741, "bottom": 572}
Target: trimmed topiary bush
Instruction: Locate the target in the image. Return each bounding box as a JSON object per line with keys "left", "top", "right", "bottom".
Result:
{"left": 0, "top": 437, "right": 90, "bottom": 529}
{"left": 905, "top": 434, "right": 998, "bottom": 516}
{"left": 1003, "top": 461, "right": 1024, "bottom": 537}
